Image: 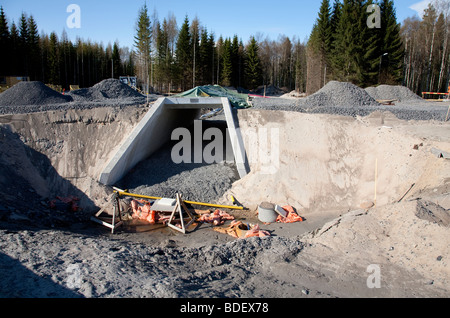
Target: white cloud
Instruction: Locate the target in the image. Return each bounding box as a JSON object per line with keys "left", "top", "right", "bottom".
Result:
{"left": 409, "top": 0, "right": 432, "bottom": 18}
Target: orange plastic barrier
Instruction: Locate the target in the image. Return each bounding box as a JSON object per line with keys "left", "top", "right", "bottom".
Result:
{"left": 276, "top": 205, "right": 304, "bottom": 223}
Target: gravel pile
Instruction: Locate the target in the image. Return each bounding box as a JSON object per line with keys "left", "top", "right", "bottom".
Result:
{"left": 304, "top": 81, "right": 380, "bottom": 107}
{"left": 253, "top": 84, "right": 287, "bottom": 96}
{"left": 365, "top": 85, "right": 422, "bottom": 102}
{"left": 0, "top": 81, "right": 72, "bottom": 107}
{"left": 0, "top": 79, "right": 156, "bottom": 115}
{"left": 68, "top": 79, "right": 144, "bottom": 102}
{"left": 252, "top": 81, "right": 448, "bottom": 121}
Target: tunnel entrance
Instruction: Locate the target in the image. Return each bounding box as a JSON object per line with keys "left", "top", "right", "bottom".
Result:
{"left": 98, "top": 97, "right": 249, "bottom": 187}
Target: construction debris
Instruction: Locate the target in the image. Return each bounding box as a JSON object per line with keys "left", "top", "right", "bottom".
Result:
{"left": 257, "top": 203, "right": 304, "bottom": 224}
{"left": 197, "top": 209, "right": 235, "bottom": 226}
{"left": 431, "top": 147, "right": 450, "bottom": 159}
{"left": 49, "top": 196, "right": 80, "bottom": 212}
{"left": 276, "top": 206, "right": 304, "bottom": 223}
{"left": 214, "top": 221, "right": 270, "bottom": 239}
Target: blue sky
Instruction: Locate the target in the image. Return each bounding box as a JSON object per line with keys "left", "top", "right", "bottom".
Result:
{"left": 0, "top": 0, "right": 432, "bottom": 49}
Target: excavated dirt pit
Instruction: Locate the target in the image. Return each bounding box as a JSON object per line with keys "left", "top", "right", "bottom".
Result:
{"left": 0, "top": 99, "right": 449, "bottom": 298}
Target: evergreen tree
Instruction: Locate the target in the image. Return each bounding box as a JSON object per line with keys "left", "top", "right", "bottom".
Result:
{"left": 317, "top": 0, "right": 332, "bottom": 61}
{"left": 329, "top": 0, "right": 342, "bottom": 74}
{"left": 379, "top": 0, "right": 404, "bottom": 84}
{"left": 28, "top": 15, "right": 41, "bottom": 80}
{"left": 360, "top": 0, "right": 382, "bottom": 86}
{"left": 199, "top": 28, "right": 213, "bottom": 85}
{"left": 48, "top": 32, "right": 60, "bottom": 84}
{"left": 134, "top": 4, "right": 151, "bottom": 92}
{"left": 221, "top": 38, "right": 233, "bottom": 87}
{"left": 293, "top": 39, "right": 307, "bottom": 93}
{"left": 238, "top": 40, "right": 246, "bottom": 88}
{"left": 215, "top": 36, "right": 224, "bottom": 85}
{"left": 155, "top": 20, "right": 167, "bottom": 90}
{"left": 124, "top": 54, "right": 135, "bottom": 77}
{"left": 59, "top": 31, "right": 72, "bottom": 88}
{"left": 19, "top": 13, "right": 30, "bottom": 76}
{"left": 307, "top": 0, "right": 333, "bottom": 93}
{"left": 155, "top": 19, "right": 175, "bottom": 92}
{"left": 112, "top": 41, "right": 121, "bottom": 78}
{"left": 331, "top": 0, "right": 368, "bottom": 84}
{"left": 208, "top": 33, "right": 216, "bottom": 84}
{"left": 231, "top": 35, "right": 241, "bottom": 87}
{"left": 190, "top": 17, "right": 200, "bottom": 87}
{"left": 245, "top": 37, "right": 263, "bottom": 90}
{"left": 9, "top": 22, "right": 20, "bottom": 77}
{"left": 306, "top": 24, "right": 322, "bottom": 94}
{"left": 330, "top": 0, "right": 342, "bottom": 37}
{"left": 0, "top": 6, "right": 10, "bottom": 76}
{"left": 175, "top": 16, "right": 192, "bottom": 90}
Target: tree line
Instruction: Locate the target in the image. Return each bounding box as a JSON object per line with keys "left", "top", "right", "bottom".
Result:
{"left": 1, "top": 1, "right": 448, "bottom": 96}
{"left": 135, "top": 4, "right": 307, "bottom": 93}
{"left": 307, "top": 0, "right": 404, "bottom": 94}
{"left": 308, "top": 0, "right": 450, "bottom": 96}
{"left": 0, "top": 4, "right": 307, "bottom": 93}
{"left": 401, "top": 0, "right": 450, "bottom": 95}
{"left": 0, "top": 7, "right": 135, "bottom": 90}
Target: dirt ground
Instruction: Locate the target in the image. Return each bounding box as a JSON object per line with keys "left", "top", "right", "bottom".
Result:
{"left": 0, "top": 104, "right": 449, "bottom": 299}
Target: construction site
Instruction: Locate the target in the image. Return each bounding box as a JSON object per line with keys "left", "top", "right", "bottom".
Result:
{"left": 0, "top": 78, "right": 449, "bottom": 298}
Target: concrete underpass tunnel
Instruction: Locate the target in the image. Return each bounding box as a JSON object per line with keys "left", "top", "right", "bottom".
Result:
{"left": 98, "top": 97, "right": 250, "bottom": 187}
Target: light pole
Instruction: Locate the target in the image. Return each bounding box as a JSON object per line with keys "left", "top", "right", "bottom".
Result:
{"left": 379, "top": 53, "right": 388, "bottom": 84}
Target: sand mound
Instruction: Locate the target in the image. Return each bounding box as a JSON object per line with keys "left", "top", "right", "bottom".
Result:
{"left": 280, "top": 90, "right": 306, "bottom": 99}
{"left": 365, "top": 85, "right": 422, "bottom": 102}
{"left": 0, "top": 82, "right": 72, "bottom": 106}
{"left": 68, "top": 79, "right": 143, "bottom": 102}
{"left": 305, "top": 81, "right": 379, "bottom": 107}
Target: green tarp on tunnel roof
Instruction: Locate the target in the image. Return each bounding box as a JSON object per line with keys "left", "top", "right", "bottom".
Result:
{"left": 175, "top": 85, "right": 250, "bottom": 109}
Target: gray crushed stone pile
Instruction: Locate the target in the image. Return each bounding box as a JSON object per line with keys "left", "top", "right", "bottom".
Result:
{"left": 67, "top": 78, "right": 145, "bottom": 101}
{"left": 305, "top": 81, "right": 380, "bottom": 107}
{"left": 252, "top": 81, "right": 448, "bottom": 121}
{"left": 365, "top": 85, "right": 423, "bottom": 102}
{"left": 0, "top": 79, "right": 153, "bottom": 115}
{"left": 0, "top": 81, "right": 73, "bottom": 106}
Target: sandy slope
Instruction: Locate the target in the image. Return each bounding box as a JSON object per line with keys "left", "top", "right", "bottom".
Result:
{"left": 221, "top": 109, "right": 450, "bottom": 214}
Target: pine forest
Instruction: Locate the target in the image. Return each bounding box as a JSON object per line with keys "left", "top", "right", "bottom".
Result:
{"left": 0, "top": 0, "right": 449, "bottom": 96}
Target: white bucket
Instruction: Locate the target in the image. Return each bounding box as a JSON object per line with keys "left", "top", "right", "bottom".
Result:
{"left": 258, "top": 202, "right": 277, "bottom": 223}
